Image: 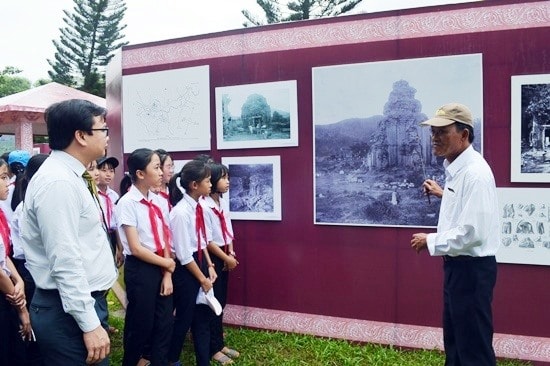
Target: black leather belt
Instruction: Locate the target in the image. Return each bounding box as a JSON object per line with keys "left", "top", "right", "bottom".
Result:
{"left": 443, "top": 255, "right": 476, "bottom": 261}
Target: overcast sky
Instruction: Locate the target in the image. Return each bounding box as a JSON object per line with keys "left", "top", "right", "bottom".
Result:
{"left": 0, "top": 0, "right": 479, "bottom": 83}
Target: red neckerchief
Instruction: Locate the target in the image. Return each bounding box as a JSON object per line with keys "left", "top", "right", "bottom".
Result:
{"left": 211, "top": 207, "right": 234, "bottom": 253}
{"left": 159, "top": 191, "right": 172, "bottom": 212}
{"left": 195, "top": 202, "right": 206, "bottom": 263}
{"left": 0, "top": 209, "right": 10, "bottom": 257}
{"left": 98, "top": 190, "right": 113, "bottom": 228}
{"left": 140, "top": 199, "right": 172, "bottom": 256}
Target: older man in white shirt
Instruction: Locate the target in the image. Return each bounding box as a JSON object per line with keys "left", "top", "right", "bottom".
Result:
{"left": 411, "top": 103, "right": 500, "bottom": 366}
{"left": 22, "top": 99, "right": 117, "bottom": 365}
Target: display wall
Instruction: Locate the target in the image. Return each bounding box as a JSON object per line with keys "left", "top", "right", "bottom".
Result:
{"left": 107, "top": 0, "right": 550, "bottom": 362}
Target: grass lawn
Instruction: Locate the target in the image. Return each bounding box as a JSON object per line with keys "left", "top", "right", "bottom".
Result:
{"left": 106, "top": 292, "right": 532, "bottom": 366}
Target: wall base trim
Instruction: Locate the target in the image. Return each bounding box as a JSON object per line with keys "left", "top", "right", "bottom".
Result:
{"left": 224, "top": 304, "right": 550, "bottom": 362}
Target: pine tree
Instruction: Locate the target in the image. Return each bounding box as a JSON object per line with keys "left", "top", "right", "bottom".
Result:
{"left": 242, "top": 0, "right": 364, "bottom": 26}
{"left": 48, "top": 0, "right": 128, "bottom": 97}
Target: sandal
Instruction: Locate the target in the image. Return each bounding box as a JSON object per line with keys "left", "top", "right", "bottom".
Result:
{"left": 212, "top": 353, "right": 233, "bottom": 365}
{"left": 222, "top": 347, "right": 240, "bottom": 359}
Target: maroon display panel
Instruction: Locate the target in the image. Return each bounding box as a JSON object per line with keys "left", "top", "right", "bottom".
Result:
{"left": 109, "top": 0, "right": 550, "bottom": 340}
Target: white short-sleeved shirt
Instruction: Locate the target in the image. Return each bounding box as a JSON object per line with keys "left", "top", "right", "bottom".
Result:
{"left": 116, "top": 185, "right": 170, "bottom": 256}
{"left": 11, "top": 202, "right": 25, "bottom": 260}
{"left": 170, "top": 193, "right": 212, "bottom": 266}
{"left": 0, "top": 177, "right": 16, "bottom": 224}
{"left": 202, "top": 196, "right": 234, "bottom": 248}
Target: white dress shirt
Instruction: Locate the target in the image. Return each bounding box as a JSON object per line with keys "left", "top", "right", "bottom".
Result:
{"left": 170, "top": 193, "right": 212, "bottom": 266}
{"left": 116, "top": 184, "right": 170, "bottom": 256}
{"left": 427, "top": 145, "right": 501, "bottom": 257}
{"left": 21, "top": 150, "right": 117, "bottom": 332}
{"left": 202, "top": 196, "right": 234, "bottom": 248}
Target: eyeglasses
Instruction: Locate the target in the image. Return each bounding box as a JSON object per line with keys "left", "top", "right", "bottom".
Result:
{"left": 90, "top": 128, "right": 109, "bottom": 136}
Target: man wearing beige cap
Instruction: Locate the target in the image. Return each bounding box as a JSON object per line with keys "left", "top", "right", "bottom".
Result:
{"left": 410, "top": 103, "right": 500, "bottom": 365}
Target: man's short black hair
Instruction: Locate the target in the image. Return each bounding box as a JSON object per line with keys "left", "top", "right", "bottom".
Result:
{"left": 455, "top": 122, "right": 474, "bottom": 143}
{"left": 45, "top": 99, "right": 107, "bottom": 151}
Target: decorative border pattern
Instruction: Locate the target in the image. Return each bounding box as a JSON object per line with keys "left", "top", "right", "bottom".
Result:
{"left": 224, "top": 304, "right": 550, "bottom": 362}
{"left": 122, "top": 2, "right": 549, "bottom": 70}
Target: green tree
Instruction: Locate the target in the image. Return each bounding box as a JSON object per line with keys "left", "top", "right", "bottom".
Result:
{"left": 48, "top": 0, "right": 128, "bottom": 97}
{"left": 242, "top": 0, "right": 364, "bottom": 26}
{"left": 0, "top": 67, "right": 32, "bottom": 97}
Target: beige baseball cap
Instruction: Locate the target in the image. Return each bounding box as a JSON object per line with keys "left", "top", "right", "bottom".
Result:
{"left": 420, "top": 103, "right": 473, "bottom": 127}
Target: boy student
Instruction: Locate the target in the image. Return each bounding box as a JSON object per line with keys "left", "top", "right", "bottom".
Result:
{"left": 97, "top": 156, "right": 124, "bottom": 266}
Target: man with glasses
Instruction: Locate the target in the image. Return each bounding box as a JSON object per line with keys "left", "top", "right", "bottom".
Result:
{"left": 410, "top": 103, "right": 500, "bottom": 366}
{"left": 22, "top": 99, "right": 117, "bottom": 365}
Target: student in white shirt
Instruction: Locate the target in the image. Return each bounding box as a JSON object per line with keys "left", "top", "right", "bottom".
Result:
{"left": 167, "top": 160, "right": 217, "bottom": 366}
{"left": 96, "top": 156, "right": 123, "bottom": 266}
{"left": 9, "top": 154, "right": 48, "bottom": 365}
{"left": 0, "top": 157, "right": 32, "bottom": 365}
{"left": 116, "top": 148, "right": 175, "bottom": 366}
{"left": 204, "top": 163, "right": 240, "bottom": 363}
{"left": 21, "top": 99, "right": 117, "bottom": 365}
{"left": 155, "top": 149, "right": 174, "bottom": 212}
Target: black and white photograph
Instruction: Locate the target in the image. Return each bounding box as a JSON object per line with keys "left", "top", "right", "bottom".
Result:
{"left": 216, "top": 80, "right": 298, "bottom": 150}
{"left": 313, "top": 54, "right": 483, "bottom": 227}
{"left": 511, "top": 74, "right": 550, "bottom": 182}
{"left": 496, "top": 188, "right": 550, "bottom": 266}
{"left": 221, "top": 156, "right": 282, "bottom": 221}
{"left": 122, "top": 65, "right": 211, "bottom": 153}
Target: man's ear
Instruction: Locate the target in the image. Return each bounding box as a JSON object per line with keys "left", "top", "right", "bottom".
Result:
{"left": 74, "top": 130, "right": 88, "bottom": 147}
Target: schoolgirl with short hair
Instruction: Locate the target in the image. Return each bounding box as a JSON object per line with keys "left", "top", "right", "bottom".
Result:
{"left": 115, "top": 148, "right": 175, "bottom": 366}
{"left": 204, "top": 163, "right": 240, "bottom": 364}
{"left": 167, "top": 160, "right": 218, "bottom": 366}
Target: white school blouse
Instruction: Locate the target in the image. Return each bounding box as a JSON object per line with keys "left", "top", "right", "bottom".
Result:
{"left": 202, "top": 196, "right": 234, "bottom": 248}
{"left": 10, "top": 202, "right": 25, "bottom": 260}
{"left": 116, "top": 185, "right": 169, "bottom": 256}
{"left": 170, "top": 192, "right": 212, "bottom": 266}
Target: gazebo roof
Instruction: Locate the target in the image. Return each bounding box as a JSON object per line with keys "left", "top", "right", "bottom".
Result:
{"left": 0, "top": 82, "right": 105, "bottom": 135}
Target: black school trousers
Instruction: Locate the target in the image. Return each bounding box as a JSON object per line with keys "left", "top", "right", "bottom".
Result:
{"left": 123, "top": 255, "right": 173, "bottom": 366}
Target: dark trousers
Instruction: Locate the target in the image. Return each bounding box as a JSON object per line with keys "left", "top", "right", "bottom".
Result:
{"left": 210, "top": 251, "right": 229, "bottom": 355}
{"left": 123, "top": 256, "right": 173, "bottom": 366}
{"left": 443, "top": 256, "right": 497, "bottom": 366}
{"left": 168, "top": 252, "right": 214, "bottom": 366}
{"left": 30, "top": 288, "right": 109, "bottom": 365}
{"left": 0, "top": 295, "right": 27, "bottom": 366}
{"left": 10, "top": 258, "right": 43, "bottom": 366}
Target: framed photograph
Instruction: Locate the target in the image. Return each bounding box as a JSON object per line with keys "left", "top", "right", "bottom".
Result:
{"left": 497, "top": 188, "right": 550, "bottom": 266}
{"left": 122, "top": 65, "right": 211, "bottom": 153}
{"left": 221, "top": 155, "right": 281, "bottom": 221}
{"left": 511, "top": 74, "right": 550, "bottom": 182}
{"left": 172, "top": 159, "right": 191, "bottom": 175}
{"left": 313, "top": 54, "right": 483, "bottom": 227}
{"left": 215, "top": 80, "right": 298, "bottom": 150}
